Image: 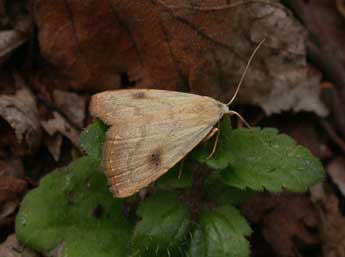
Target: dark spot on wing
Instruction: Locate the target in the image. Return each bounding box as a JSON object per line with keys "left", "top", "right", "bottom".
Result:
{"left": 149, "top": 149, "right": 162, "bottom": 168}
{"left": 132, "top": 91, "right": 146, "bottom": 99}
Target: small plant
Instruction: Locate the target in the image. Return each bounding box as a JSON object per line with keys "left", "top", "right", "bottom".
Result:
{"left": 16, "top": 118, "right": 324, "bottom": 257}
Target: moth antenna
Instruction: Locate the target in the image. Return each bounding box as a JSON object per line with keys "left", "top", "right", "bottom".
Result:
{"left": 226, "top": 38, "right": 266, "bottom": 107}
{"left": 226, "top": 110, "right": 251, "bottom": 128}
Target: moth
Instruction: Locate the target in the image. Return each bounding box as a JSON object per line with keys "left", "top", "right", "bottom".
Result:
{"left": 90, "top": 40, "right": 265, "bottom": 198}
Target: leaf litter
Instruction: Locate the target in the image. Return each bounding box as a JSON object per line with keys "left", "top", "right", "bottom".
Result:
{"left": 241, "top": 192, "right": 320, "bottom": 257}
{"left": 311, "top": 183, "right": 345, "bottom": 257}
{"left": 0, "top": 158, "right": 27, "bottom": 230}
{"left": 33, "top": 0, "right": 326, "bottom": 115}
{"left": 0, "top": 234, "right": 39, "bottom": 257}
{"left": 0, "top": 0, "right": 344, "bottom": 256}
{"left": 0, "top": 74, "right": 41, "bottom": 153}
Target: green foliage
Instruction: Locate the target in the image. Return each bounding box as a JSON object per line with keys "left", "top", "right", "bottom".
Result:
{"left": 16, "top": 157, "right": 131, "bottom": 257}
{"left": 194, "top": 118, "right": 324, "bottom": 192}
{"left": 80, "top": 120, "right": 108, "bottom": 162}
{"left": 189, "top": 205, "right": 251, "bottom": 257}
{"left": 218, "top": 127, "right": 324, "bottom": 192}
{"left": 16, "top": 119, "right": 325, "bottom": 257}
{"left": 204, "top": 174, "right": 255, "bottom": 206}
{"left": 155, "top": 163, "right": 193, "bottom": 190}
{"left": 132, "top": 192, "right": 191, "bottom": 256}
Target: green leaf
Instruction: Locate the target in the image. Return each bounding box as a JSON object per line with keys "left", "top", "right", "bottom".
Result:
{"left": 80, "top": 120, "right": 108, "bottom": 161}
{"left": 132, "top": 192, "right": 191, "bottom": 256}
{"left": 189, "top": 205, "right": 251, "bottom": 257}
{"left": 204, "top": 174, "right": 255, "bottom": 206}
{"left": 219, "top": 128, "right": 325, "bottom": 192}
{"left": 16, "top": 156, "right": 131, "bottom": 257}
{"left": 156, "top": 162, "right": 193, "bottom": 190}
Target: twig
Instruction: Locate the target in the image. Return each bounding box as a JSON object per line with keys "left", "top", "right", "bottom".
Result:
{"left": 319, "top": 119, "right": 345, "bottom": 154}
{"left": 156, "top": 0, "right": 284, "bottom": 11}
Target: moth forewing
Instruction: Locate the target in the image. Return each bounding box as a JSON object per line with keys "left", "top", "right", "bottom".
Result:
{"left": 90, "top": 89, "right": 228, "bottom": 197}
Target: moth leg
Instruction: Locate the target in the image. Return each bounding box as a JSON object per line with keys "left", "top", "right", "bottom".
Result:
{"left": 178, "top": 159, "right": 185, "bottom": 179}
{"left": 207, "top": 123, "right": 221, "bottom": 160}
{"left": 203, "top": 126, "right": 219, "bottom": 143}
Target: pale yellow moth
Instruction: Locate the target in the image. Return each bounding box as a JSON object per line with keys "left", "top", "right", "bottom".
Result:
{"left": 90, "top": 39, "right": 265, "bottom": 198}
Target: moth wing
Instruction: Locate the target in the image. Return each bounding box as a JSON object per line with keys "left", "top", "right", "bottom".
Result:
{"left": 90, "top": 89, "right": 228, "bottom": 197}
{"left": 90, "top": 89, "right": 227, "bottom": 127}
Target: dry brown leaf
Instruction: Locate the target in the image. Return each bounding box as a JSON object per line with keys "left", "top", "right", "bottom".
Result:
{"left": 0, "top": 1, "right": 5, "bottom": 19}
{"left": 337, "top": 0, "right": 345, "bottom": 18}
{"left": 0, "top": 234, "right": 39, "bottom": 257}
{"left": 0, "top": 15, "right": 31, "bottom": 64}
{"left": 261, "top": 66, "right": 326, "bottom": 115}
{"left": 33, "top": 0, "right": 124, "bottom": 91}
{"left": 311, "top": 183, "right": 345, "bottom": 257}
{"left": 284, "top": 120, "right": 332, "bottom": 160}
{"left": 322, "top": 82, "right": 345, "bottom": 142}
{"left": 34, "top": 0, "right": 326, "bottom": 115}
{"left": 0, "top": 159, "right": 27, "bottom": 229}
{"left": 290, "top": 0, "right": 345, "bottom": 89}
{"left": 327, "top": 157, "right": 345, "bottom": 198}
{"left": 41, "top": 111, "right": 80, "bottom": 150}
{"left": 241, "top": 192, "right": 320, "bottom": 257}
{"left": 0, "top": 30, "right": 27, "bottom": 63}
{"left": 52, "top": 89, "right": 86, "bottom": 128}
{"left": 0, "top": 76, "right": 41, "bottom": 153}
{"left": 44, "top": 133, "right": 63, "bottom": 162}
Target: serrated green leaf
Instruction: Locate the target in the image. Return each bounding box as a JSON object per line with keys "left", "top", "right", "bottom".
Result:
{"left": 189, "top": 205, "right": 251, "bottom": 257}
{"left": 16, "top": 156, "right": 131, "bottom": 257}
{"left": 80, "top": 120, "right": 108, "bottom": 161}
{"left": 219, "top": 128, "right": 325, "bottom": 192}
{"left": 192, "top": 118, "right": 324, "bottom": 193}
{"left": 132, "top": 192, "right": 191, "bottom": 257}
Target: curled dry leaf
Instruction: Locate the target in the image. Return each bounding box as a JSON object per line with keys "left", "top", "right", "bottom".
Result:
{"left": 34, "top": 0, "right": 326, "bottom": 115}
{"left": 43, "top": 133, "right": 63, "bottom": 162}
{"left": 42, "top": 90, "right": 85, "bottom": 160}
{"left": 52, "top": 89, "right": 86, "bottom": 128}
{"left": 0, "top": 30, "right": 26, "bottom": 64}
{"left": 0, "top": 234, "right": 39, "bottom": 257}
{"left": 311, "top": 183, "right": 345, "bottom": 257}
{"left": 0, "top": 16, "right": 31, "bottom": 64}
{"left": 241, "top": 192, "right": 320, "bottom": 257}
{"left": 41, "top": 111, "right": 80, "bottom": 151}
{"left": 327, "top": 157, "right": 345, "bottom": 197}
{"left": 0, "top": 81, "right": 41, "bottom": 153}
